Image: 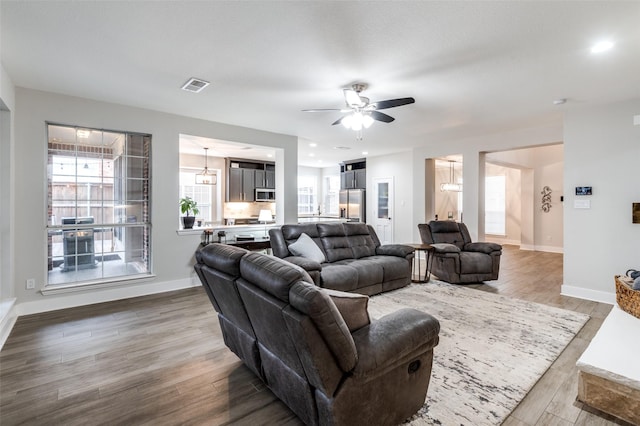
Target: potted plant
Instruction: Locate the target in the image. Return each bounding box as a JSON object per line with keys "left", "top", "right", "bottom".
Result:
{"left": 179, "top": 196, "right": 199, "bottom": 229}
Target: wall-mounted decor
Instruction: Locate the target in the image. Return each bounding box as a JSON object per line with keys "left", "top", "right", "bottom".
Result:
{"left": 575, "top": 186, "right": 592, "bottom": 196}
{"left": 633, "top": 203, "right": 640, "bottom": 224}
{"left": 541, "top": 186, "right": 552, "bottom": 212}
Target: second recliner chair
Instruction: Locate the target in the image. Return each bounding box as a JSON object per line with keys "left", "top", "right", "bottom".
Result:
{"left": 418, "top": 221, "right": 502, "bottom": 284}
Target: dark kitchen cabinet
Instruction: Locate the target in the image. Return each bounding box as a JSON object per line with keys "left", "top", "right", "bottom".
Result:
{"left": 228, "top": 168, "right": 255, "bottom": 202}
{"left": 340, "top": 159, "right": 366, "bottom": 189}
{"left": 227, "top": 159, "right": 274, "bottom": 201}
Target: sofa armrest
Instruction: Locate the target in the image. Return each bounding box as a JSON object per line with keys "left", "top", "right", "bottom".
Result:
{"left": 375, "top": 244, "right": 415, "bottom": 258}
{"left": 351, "top": 308, "right": 440, "bottom": 377}
{"left": 430, "top": 243, "right": 461, "bottom": 254}
{"left": 464, "top": 242, "right": 502, "bottom": 254}
{"left": 283, "top": 256, "right": 322, "bottom": 273}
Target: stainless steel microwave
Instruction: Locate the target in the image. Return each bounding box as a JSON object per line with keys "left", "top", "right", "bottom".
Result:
{"left": 255, "top": 188, "right": 275, "bottom": 202}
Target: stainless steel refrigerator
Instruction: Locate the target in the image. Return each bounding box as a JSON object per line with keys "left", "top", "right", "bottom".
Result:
{"left": 339, "top": 189, "right": 365, "bottom": 222}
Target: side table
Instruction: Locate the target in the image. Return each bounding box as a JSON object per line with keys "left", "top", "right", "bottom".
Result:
{"left": 404, "top": 243, "right": 435, "bottom": 283}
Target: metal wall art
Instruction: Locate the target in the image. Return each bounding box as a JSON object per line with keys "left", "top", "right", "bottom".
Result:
{"left": 541, "top": 186, "right": 552, "bottom": 212}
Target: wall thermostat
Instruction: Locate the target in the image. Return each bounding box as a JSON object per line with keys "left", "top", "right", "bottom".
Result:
{"left": 575, "top": 186, "right": 592, "bottom": 196}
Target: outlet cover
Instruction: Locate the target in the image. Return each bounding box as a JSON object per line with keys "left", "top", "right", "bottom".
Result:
{"left": 26, "top": 279, "right": 35, "bottom": 289}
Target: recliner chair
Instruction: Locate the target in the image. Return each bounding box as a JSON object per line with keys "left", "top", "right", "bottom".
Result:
{"left": 418, "top": 221, "right": 502, "bottom": 284}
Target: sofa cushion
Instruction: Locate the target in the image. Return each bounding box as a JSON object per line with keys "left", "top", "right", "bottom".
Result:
{"left": 240, "top": 252, "right": 310, "bottom": 303}
{"left": 324, "top": 289, "right": 370, "bottom": 332}
{"left": 289, "top": 281, "right": 358, "bottom": 372}
{"left": 344, "top": 223, "right": 377, "bottom": 259}
{"left": 198, "top": 243, "right": 248, "bottom": 276}
{"left": 320, "top": 264, "right": 359, "bottom": 292}
{"left": 334, "top": 259, "right": 384, "bottom": 289}
{"left": 318, "top": 223, "right": 353, "bottom": 262}
{"left": 362, "top": 255, "right": 410, "bottom": 282}
{"left": 288, "top": 233, "right": 326, "bottom": 263}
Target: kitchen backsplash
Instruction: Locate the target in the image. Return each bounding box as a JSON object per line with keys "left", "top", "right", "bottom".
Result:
{"left": 224, "top": 202, "right": 276, "bottom": 219}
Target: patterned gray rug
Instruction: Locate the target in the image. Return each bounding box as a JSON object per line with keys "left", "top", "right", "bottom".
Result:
{"left": 367, "top": 282, "right": 589, "bottom": 426}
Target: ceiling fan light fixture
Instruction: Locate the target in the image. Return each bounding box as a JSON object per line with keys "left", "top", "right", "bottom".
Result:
{"left": 342, "top": 114, "right": 353, "bottom": 129}
{"left": 362, "top": 114, "right": 374, "bottom": 129}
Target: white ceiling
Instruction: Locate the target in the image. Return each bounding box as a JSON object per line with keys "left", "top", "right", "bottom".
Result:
{"left": 2, "top": 1, "right": 639, "bottom": 167}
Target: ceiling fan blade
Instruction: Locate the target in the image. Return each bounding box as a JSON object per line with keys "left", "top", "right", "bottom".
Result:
{"left": 302, "top": 108, "right": 343, "bottom": 112}
{"left": 371, "top": 97, "right": 415, "bottom": 110}
{"left": 344, "top": 89, "right": 365, "bottom": 107}
{"left": 331, "top": 116, "right": 345, "bottom": 126}
{"left": 371, "top": 111, "right": 395, "bottom": 123}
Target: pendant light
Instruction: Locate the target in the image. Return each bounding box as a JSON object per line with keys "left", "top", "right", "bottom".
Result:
{"left": 195, "top": 147, "right": 217, "bottom": 185}
{"left": 440, "top": 160, "right": 462, "bottom": 192}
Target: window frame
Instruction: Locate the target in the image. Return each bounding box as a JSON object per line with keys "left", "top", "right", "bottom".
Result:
{"left": 485, "top": 175, "right": 506, "bottom": 236}
{"left": 45, "top": 122, "right": 153, "bottom": 290}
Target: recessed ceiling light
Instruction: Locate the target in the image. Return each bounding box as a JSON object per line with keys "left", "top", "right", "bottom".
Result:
{"left": 333, "top": 146, "right": 351, "bottom": 150}
{"left": 266, "top": 154, "right": 273, "bottom": 158}
{"left": 591, "top": 41, "right": 614, "bottom": 54}
{"left": 553, "top": 99, "right": 566, "bottom": 105}
{"left": 309, "top": 143, "right": 317, "bottom": 147}
{"left": 362, "top": 151, "right": 368, "bottom": 155}
{"left": 309, "top": 153, "right": 315, "bottom": 157}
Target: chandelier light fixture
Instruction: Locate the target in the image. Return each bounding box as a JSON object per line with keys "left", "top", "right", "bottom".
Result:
{"left": 195, "top": 147, "right": 217, "bottom": 185}
{"left": 440, "top": 160, "right": 463, "bottom": 192}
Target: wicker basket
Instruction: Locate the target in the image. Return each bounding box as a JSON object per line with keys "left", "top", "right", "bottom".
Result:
{"left": 615, "top": 275, "right": 640, "bottom": 319}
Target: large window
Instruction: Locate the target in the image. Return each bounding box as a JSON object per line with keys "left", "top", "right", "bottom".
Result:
{"left": 179, "top": 169, "right": 214, "bottom": 226}
{"left": 485, "top": 175, "right": 506, "bottom": 235}
{"left": 323, "top": 174, "right": 340, "bottom": 216}
{"left": 47, "top": 124, "right": 152, "bottom": 287}
{"left": 298, "top": 175, "right": 317, "bottom": 215}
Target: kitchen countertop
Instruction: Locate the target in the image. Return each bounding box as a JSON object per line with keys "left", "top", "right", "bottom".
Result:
{"left": 178, "top": 217, "right": 347, "bottom": 237}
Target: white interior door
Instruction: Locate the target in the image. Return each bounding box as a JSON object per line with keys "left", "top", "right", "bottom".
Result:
{"left": 373, "top": 177, "right": 394, "bottom": 244}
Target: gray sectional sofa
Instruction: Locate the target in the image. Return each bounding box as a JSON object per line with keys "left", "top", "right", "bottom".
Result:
{"left": 269, "top": 222, "right": 415, "bottom": 295}
{"left": 194, "top": 243, "right": 440, "bottom": 425}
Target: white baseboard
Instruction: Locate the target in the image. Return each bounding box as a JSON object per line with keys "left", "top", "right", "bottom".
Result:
{"left": 485, "top": 236, "right": 520, "bottom": 246}
{"left": 0, "top": 298, "right": 18, "bottom": 351}
{"left": 16, "top": 278, "right": 200, "bottom": 317}
{"left": 561, "top": 284, "right": 615, "bottom": 305}
{"left": 519, "top": 244, "right": 563, "bottom": 254}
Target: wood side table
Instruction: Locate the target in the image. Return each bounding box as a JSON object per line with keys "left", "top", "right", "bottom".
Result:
{"left": 404, "top": 243, "right": 435, "bottom": 283}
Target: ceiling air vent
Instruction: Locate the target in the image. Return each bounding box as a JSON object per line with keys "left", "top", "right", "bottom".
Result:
{"left": 181, "top": 77, "right": 210, "bottom": 93}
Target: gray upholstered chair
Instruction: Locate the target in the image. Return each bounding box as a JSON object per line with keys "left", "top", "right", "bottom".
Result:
{"left": 418, "top": 221, "right": 502, "bottom": 284}
{"left": 195, "top": 243, "right": 440, "bottom": 425}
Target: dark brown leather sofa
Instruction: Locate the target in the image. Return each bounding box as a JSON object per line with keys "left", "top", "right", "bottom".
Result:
{"left": 195, "top": 243, "right": 440, "bottom": 426}
{"left": 269, "top": 222, "right": 415, "bottom": 295}
{"left": 418, "top": 221, "right": 502, "bottom": 284}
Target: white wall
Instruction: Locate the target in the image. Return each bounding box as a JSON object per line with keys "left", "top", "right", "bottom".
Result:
{"left": 562, "top": 99, "right": 640, "bottom": 303}
{"left": 412, "top": 122, "right": 564, "bottom": 244}
{"left": 366, "top": 151, "right": 414, "bottom": 243}
{"left": 486, "top": 144, "right": 564, "bottom": 251}
{"left": 0, "top": 61, "right": 17, "bottom": 347}
{"left": 12, "top": 88, "right": 298, "bottom": 315}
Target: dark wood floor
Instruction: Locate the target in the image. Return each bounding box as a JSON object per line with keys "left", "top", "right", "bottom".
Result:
{"left": 0, "top": 245, "right": 625, "bottom": 425}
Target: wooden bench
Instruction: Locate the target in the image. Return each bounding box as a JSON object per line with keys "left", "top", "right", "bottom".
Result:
{"left": 576, "top": 305, "right": 640, "bottom": 424}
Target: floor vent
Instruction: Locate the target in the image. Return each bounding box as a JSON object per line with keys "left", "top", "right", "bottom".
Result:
{"left": 181, "top": 77, "right": 210, "bottom": 93}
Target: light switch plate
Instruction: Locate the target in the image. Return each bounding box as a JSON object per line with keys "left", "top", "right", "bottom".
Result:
{"left": 574, "top": 199, "right": 591, "bottom": 209}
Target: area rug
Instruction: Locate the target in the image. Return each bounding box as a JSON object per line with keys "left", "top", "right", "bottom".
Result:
{"left": 367, "top": 282, "right": 589, "bottom": 426}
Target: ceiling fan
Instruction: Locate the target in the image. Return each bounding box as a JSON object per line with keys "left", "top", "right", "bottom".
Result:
{"left": 303, "top": 83, "right": 415, "bottom": 138}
